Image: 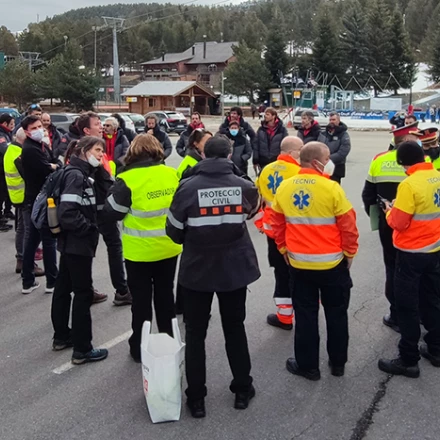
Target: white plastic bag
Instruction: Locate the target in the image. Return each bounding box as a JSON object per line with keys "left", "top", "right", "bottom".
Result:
{"left": 141, "top": 318, "right": 185, "bottom": 423}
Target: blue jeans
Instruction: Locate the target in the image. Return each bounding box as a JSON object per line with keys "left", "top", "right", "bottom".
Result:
{"left": 22, "top": 204, "right": 58, "bottom": 289}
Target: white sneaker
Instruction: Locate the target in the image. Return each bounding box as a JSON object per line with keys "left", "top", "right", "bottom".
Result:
{"left": 22, "top": 282, "right": 40, "bottom": 295}
{"left": 45, "top": 286, "right": 55, "bottom": 294}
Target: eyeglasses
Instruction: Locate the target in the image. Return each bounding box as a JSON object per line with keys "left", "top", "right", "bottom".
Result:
{"left": 104, "top": 124, "right": 113, "bottom": 127}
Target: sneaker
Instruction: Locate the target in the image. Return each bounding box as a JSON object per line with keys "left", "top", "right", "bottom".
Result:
{"left": 15, "top": 259, "right": 22, "bottom": 274}
{"left": 33, "top": 264, "right": 45, "bottom": 277}
{"left": 71, "top": 348, "right": 109, "bottom": 365}
{"left": 378, "top": 357, "right": 420, "bottom": 378}
{"left": 420, "top": 344, "right": 440, "bottom": 367}
{"left": 267, "top": 313, "right": 293, "bottom": 330}
{"left": 383, "top": 314, "right": 400, "bottom": 333}
{"left": 34, "top": 249, "right": 43, "bottom": 261}
{"left": 328, "top": 360, "right": 345, "bottom": 377}
{"left": 93, "top": 289, "right": 108, "bottom": 304}
{"left": 286, "top": 358, "right": 321, "bottom": 381}
{"left": 45, "top": 286, "right": 55, "bottom": 294}
{"left": 186, "top": 399, "right": 206, "bottom": 418}
{"left": 0, "top": 223, "right": 12, "bottom": 232}
{"left": 234, "top": 384, "right": 256, "bottom": 410}
{"left": 4, "top": 211, "right": 15, "bottom": 220}
{"left": 22, "top": 281, "right": 40, "bottom": 295}
{"left": 113, "top": 291, "right": 132, "bottom": 306}
{"left": 52, "top": 338, "right": 73, "bottom": 351}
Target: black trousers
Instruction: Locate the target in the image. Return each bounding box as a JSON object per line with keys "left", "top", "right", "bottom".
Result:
{"left": 98, "top": 216, "right": 128, "bottom": 294}
{"left": 125, "top": 257, "right": 177, "bottom": 354}
{"left": 267, "top": 236, "right": 290, "bottom": 299}
{"left": 290, "top": 260, "right": 352, "bottom": 370}
{"left": 378, "top": 216, "right": 397, "bottom": 320}
{"left": 183, "top": 286, "right": 253, "bottom": 401}
{"left": 394, "top": 250, "right": 440, "bottom": 365}
{"left": 51, "top": 254, "right": 94, "bottom": 353}
{"left": 0, "top": 176, "right": 12, "bottom": 216}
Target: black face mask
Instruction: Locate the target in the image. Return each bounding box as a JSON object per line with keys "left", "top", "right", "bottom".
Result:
{"left": 427, "top": 147, "right": 440, "bottom": 161}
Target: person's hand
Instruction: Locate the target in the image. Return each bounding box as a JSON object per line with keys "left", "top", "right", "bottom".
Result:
{"left": 346, "top": 257, "right": 353, "bottom": 270}
{"left": 147, "top": 129, "right": 153, "bottom": 135}
{"left": 383, "top": 200, "right": 392, "bottom": 213}
{"left": 50, "top": 163, "right": 58, "bottom": 170}
{"left": 283, "top": 253, "right": 290, "bottom": 265}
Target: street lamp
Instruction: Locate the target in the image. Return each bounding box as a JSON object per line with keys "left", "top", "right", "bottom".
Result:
{"left": 221, "top": 72, "right": 227, "bottom": 117}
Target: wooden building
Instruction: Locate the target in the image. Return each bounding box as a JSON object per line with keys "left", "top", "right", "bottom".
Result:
{"left": 121, "top": 81, "right": 217, "bottom": 115}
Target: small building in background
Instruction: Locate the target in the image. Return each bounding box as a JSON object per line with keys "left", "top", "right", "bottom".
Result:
{"left": 121, "top": 80, "right": 217, "bottom": 115}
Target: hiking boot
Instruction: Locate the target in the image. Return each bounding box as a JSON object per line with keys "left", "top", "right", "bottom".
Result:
{"left": 45, "top": 285, "right": 55, "bottom": 294}
{"left": 378, "top": 357, "right": 420, "bottom": 378}
{"left": 420, "top": 344, "right": 440, "bottom": 367}
{"left": 15, "top": 259, "right": 22, "bottom": 274}
{"left": 4, "top": 211, "right": 15, "bottom": 220}
{"left": 383, "top": 314, "right": 400, "bottom": 333}
{"left": 71, "top": 348, "right": 108, "bottom": 365}
{"left": 34, "top": 248, "right": 43, "bottom": 261}
{"left": 34, "top": 264, "right": 45, "bottom": 277}
{"left": 286, "top": 358, "right": 321, "bottom": 381}
{"left": 328, "top": 360, "right": 345, "bottom": 377}
{"left": 22, "top": 281, "right": 40, "bottom": 295}
{"left": 267, "top": 313, "right": 293, "bottom": 330}
{"left": 93, "top": 289, "right": 108, "bottom": 304}
{"left": 0, "top": 223, "right": 12, "bottom": 232}
{"left": 52, "top": 337, "right": 73, "bottom": 351}
{"left": 113, "top": 291, "right": 132, "bottom": 306}
{"left": 186, "top": 399, "right": 206, "bottom": 418}
{"left": 234, "top": 384, "right": 256, "bottom": 410}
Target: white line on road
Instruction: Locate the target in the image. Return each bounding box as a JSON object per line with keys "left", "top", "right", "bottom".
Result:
{"left": 52, "top": 330, "right": 132, "bottom": 375}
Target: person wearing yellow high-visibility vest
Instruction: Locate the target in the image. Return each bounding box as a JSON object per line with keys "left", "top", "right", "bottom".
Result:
{"left": 4, "top": 128, "right": 44, "bottom": 276}
{"left": 103, "top": 133, "right": 182, "bottom": 363}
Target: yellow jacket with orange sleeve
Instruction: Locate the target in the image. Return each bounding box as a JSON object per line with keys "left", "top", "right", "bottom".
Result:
{"left": 271, "top": 168, "right": 359, "bottom": 270}
{"left": 254, "top": 154, "right": 301, "bottom": 239}
{"left": 386, "top": 162, "right": 440, "bottom": 253}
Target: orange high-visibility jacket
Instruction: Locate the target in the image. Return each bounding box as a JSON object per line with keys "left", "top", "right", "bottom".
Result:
{"left": 271, "top": 168, "right": 359, "bottom": 270}
{"left": 255, "top": 154, "right": 301, "bottom": 239}
{"left": 387, "top": 162, "right": 440, "bottom": 253}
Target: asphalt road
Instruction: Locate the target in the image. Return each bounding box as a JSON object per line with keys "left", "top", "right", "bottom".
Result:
{"left": 1, "top": 128, "right": 439, "bottom": 440}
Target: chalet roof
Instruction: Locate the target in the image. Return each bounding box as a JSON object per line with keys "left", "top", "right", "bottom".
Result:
{"left": 121, "top": 81, "right": 216, "bottom": 97}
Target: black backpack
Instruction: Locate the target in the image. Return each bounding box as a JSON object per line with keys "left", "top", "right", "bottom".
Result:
{"left": 31, "top": 166, "right": 82, "bottom": 232}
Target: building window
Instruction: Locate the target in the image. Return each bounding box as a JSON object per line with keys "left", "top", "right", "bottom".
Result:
{"left": 148, "top": 98, "right": 156, "bottom": 107}
{"left": 199, "top": 74, "right": 210, "bottom": 84}
{"left": 208, "top": 64, "right": 217, "bottom": 72}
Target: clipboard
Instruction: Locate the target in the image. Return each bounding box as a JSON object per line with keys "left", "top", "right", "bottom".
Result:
{"left": 369, "top": 204, "right": 380, "bottom": 231}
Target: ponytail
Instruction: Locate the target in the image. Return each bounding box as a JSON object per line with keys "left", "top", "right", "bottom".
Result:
{"left": 65, "top": 140, "right": 79, "bottom": 164}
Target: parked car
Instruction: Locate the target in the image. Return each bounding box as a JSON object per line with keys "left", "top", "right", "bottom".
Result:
{"left": 144, "top": 111, "right": 188, "bottom": 134}
{"left": 0, "top": 108, "right": 21, "bottom": 121}
{"left": 120, "top": 112, "right": 145, "bottom": 134}
{"left": 49, "top": 113, "right": 80, "bottom": 133}
{"left": 98, "top": 113, "right": 135, "bottom": 131}
{"left": 292, "top": 109, "right": 328, "bottom": 130}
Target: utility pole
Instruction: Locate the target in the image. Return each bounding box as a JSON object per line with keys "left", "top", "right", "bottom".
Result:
{"left": 103, "top": 17, "right": 125, "bottom": 104}
{"left": 92, "top": 25, "right": 103, "bottom": 74}
{"left": 221, "top": 71, "right": 225, "bottom": 117}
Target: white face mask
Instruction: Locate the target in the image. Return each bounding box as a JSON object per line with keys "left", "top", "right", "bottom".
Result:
{"left": 87, "top": 153, "right": 101, "bottom": 168}
{"left": 42, "top": 136, "right": 50, "bottom": 145}
{"left": 318, "top": 159, "right": 335, "bottom": 176}
{"left": 29, "top": 128, "right": 45, "bottom": 142}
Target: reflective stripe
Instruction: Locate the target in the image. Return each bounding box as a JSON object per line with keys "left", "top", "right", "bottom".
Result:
{"left": 413, "top": 212, "right": 440, "bottom": 221}
{"left": 97, "top": 204, "right": 104, "bottom": 211}
{"left": 254, "top": 211, "right": 264, "bottom": 221}
{"left": 122, "top": 225, "right": 166, "bottom": 238}
{"left": 60, "top": 194, "right": 96, "bottom": 206}
{"left": 263, "top": 223, "right": 272, "bottom": 230}
{"left": 5, "top": 172, "right": 20, "bottom": 178}
{"left": 167, "top": 211, "right": 185, "bottom": 230}
{"left": 108, "top": 194, "right": 129, "bottom": 214}
{"left": 285, "top": 216, "right": 336, "bottom": 225}
{"left": 187, "top": 214, "right": 247, "bottom": 227}
{"left": 277, "top": 307, "right": 294, "bottom": 316}
{"left": 7, "top": 183, "right": 25, "bottom": 190}
{"left": 288, "top": 251, "right": 343, "bottom": 262}
{"left": 129, "top": 207, "right": 169, "bottom": 218}
{"left": 85, "top": 188, "right": 94, "bottom": 196}
{"left": 275, "top": 298, "right": 292, "bottom": 306}
{"left": 371, "top": 175, "right": 406, "bottom": 183}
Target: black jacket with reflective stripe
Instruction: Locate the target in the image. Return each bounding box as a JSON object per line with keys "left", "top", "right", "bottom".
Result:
{"left": 57, "top": 156, "right": 99, "bottom": 257}
{"left": 166, "top": 158, "right": 261, "bottom": 292}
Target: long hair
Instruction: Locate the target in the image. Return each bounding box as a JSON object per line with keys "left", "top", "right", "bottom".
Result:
{"left": 65, "top": 136, "right": 105, "bottom": 163}
{"left": 125, "top": 134, "right": 164, "bottom": 165}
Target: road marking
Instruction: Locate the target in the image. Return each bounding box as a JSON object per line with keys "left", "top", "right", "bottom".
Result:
{"left": 52, "top": 330, "right": 132, "bottom": 375}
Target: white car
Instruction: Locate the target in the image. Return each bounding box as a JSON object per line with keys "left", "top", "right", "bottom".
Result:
{"left": 292, "top": 109, "right": 328, "bottom": 130}
{"left": 98, "top": 113, "right": 135, "bottom": 131}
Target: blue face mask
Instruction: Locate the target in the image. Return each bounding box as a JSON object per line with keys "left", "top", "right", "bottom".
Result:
{"left": 416, "top": 139, "right": 422, "bottom": 147}
{"left": 230, "top": 129, "right": 239, "bottom": 137}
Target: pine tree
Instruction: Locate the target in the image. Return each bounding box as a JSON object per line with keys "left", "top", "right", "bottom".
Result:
{"left": 429, "top": 28, "right": 440, "bottom": 83}
{"left": 366, "top": 0, "right": 393, "bottom": 95}
{"left": 339, "top": 0, "right": 371, "bottom": 87}
{"left": 264, "top": 20, "right": 290, "bottom": 86}
{"left": 312, "top": 6, "right": 343, "bottom": 77}
{"left": 389, "top": 8, "right": 415, "bottom": 92}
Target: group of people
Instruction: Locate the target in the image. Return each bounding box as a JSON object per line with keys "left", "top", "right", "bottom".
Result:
{"left": 3, "top": 102, "right": 438, "bottom": 420}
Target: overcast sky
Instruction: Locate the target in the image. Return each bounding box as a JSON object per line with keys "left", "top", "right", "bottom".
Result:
{"left": 5, "top": 0, "right": 242, "bottom": 32}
